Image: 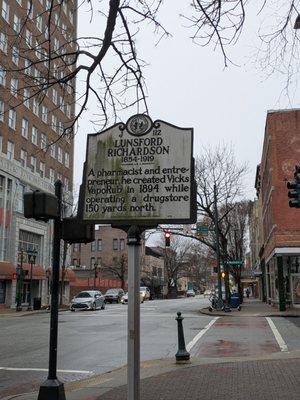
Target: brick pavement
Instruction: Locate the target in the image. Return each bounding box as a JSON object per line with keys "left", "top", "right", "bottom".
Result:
{"left": 96, "top": 358, "right": 300, "bottom": 400}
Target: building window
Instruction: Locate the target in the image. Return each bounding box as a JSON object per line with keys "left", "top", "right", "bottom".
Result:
{"left": 16, "top": 184, "right": 25, "bottom": 213}
{"left": 32, "top": 98, "right": 39, "bottom": 116}
{"left": 91, "top": 241, "right": 96, "bottom": 252}
{"left": 0, "top": 32, "right": 7, "bottom": 53}
{"left": 51, "top": 114, "right": 57, "bottom": 132}
{"left": 23, "top": 88, "right": 30, "bottom": 108}
{"left": 10, "top": 78, "right": 18, "bottom": 96}
{"left": 13, "top": 14, "right": 21, "bottom": 33}
{"left": 25, "top": 29, "right": 32, "bottom": 47}
{"left": 20, "top": 149, "right": 27, "bottom": 167}
{"left": 50, "top": 144, "right": 55, "bottom": 158}
{"left": 41, "top": 133, "right": 46, "bottom": 151}
{"left": 0, "top": 65, "right": 6, "bottom": 86}
{"left": 21, "top": 118, "right": 29, "bottom": 138}
{"left": 52, "top": 89, "right": 58, "bottom": 105}
{"left": 0, "top": 99, "right": 4, "bottom": 121}
{"left": 57, "top": 146, "right": 63, "bottom": 163}
{"left": 12, "top": 46, "right": 19, "bottom": 65}
{"left": 41, "top": 105, "right": 48, "bottom": 123}
{"left": 113, "top": 239, "right": 118, "bottom": 250}
{"left": 90, "top": 257, "right": 95, "bottom": 268}
{"left": 30, "top": 156, "right": 36, "bottom": 173}
{"left": 26, "top": 1, "right": 33, "bottom": 19}
{"left": 19, "top": 230, "right": 41, "bottom": 260}
{"left": 2, "top": 0, "right": 9, "bottom": 23}
{"left": 7, "top": 141, "right": 14, "bottom": 160}
{"left": 57, "top": 172, "right": 62, "bottom": 182}
{"left": 36, "top": 14, "right": 43, "bottom": 32}
{"left": 39, "top": 161, "right": 45, "bottom": 178}
{"left": 120, "top": 238, "right": 125, "bottom": 251}
{"left": 64, "top": 152, "right": 69, "bottom": 168}
{"left": 24, "top": 59, "right": 31, "bottom": 75}
{"left": 97, "top": 239, "right": 102, "bottom": 251}
{"left": 49, "top": 168, "right": 55, "bottom": 183}
{"left": 32, "top": 125, "right": 38, "bottom": 145}
{"left": 73, "top": 243, "right": 81, "bottom": 252}
{"left": 64, "top": 177, "right": 69, "bottom": 191}
{"left": 8, "top": 109, "right": 16, "bottom": 130}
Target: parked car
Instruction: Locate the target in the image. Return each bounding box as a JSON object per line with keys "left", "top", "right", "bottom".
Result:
{"left": 186, "top": 289, "right": 196, "bottom": 297}
{"left": 121, "top": 291, "right": 144, "bottom": 304}
{"left": 140, "top": 286, "right": 151, "bottom": 301}
{"left": 70, "top": 290, "right": 105, "bottom": 311}
{"left": 104, "top": 288, "right": 125, "bottom": 303}
{"left": 203, "top": 289, "right": 212, "bottom": 298}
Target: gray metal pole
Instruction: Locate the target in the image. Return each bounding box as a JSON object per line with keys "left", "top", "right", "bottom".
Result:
{"left": 214, "top": 184, "right": 223, "bottom": 309}
{"left": 127, "top": 226, "right": 141, "bottom": 400}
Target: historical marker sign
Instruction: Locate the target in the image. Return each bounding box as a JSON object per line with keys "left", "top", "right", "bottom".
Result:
{"left": 78, "top": 114, "right": 197, "bottom": 226}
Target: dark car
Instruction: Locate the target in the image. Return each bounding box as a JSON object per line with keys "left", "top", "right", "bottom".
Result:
{"left": 104, "top": 288, "right": 125, "bottom": 303}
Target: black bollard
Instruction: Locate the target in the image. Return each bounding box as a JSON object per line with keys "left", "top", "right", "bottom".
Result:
{"left": 175, "top": 312, "right": 190, "bottom": 363}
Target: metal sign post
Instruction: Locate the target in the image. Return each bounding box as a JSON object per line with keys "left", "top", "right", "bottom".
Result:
{"left": 127, "top": 226, "right": 141, "bottom": 400}
{"left": 77, "top": 114, "right": 197, "bottom": 400}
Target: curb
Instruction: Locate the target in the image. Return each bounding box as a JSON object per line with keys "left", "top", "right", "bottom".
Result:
{"left": 4, "top": 351, "right": 300, "bottom": 400}
{"left": 199, "top": 307, "right": 300, "bottom": 318}
{"left": 0, "top": 308, "right": 69, "bottom": 318}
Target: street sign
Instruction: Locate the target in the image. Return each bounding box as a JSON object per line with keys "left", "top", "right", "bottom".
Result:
{"left": 227, "top": 260, "right": 244, "bottom": 265}
{"left": 196, "top": 222, "right": 209, "bottom": 237}
{"left": 78, "top": 114, "right": 197, "bottom": 226}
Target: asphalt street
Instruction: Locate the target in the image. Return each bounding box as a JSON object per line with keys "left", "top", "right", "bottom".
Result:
{"left": 1, "top": 297, "right": 300, "bottom": 398}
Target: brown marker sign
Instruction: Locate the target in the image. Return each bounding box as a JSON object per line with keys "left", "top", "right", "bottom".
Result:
{"left": 78, "top": 114, "right": 197, "bottom": 226}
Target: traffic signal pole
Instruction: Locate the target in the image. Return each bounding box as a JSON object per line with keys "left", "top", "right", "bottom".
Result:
{"left": 38, "top": 181, "right": 66, "bottom": 400}
{"left": 213, "top": 184, "right": 223, "bottom": 309}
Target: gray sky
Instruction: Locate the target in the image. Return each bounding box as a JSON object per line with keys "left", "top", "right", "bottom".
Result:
{"left": 74, "top": 1, "right": 299, "bottom": 200}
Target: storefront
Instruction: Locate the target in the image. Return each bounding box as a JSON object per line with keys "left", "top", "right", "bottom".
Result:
{"left": 0, "top": 262, "right": 15, "bottom": 308}
{"left": 265, "top": 248, "right": 300, "bottom": 309}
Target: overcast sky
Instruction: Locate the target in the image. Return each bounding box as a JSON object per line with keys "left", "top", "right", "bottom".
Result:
{"left": 74, "top": 1, "right": 300, "bottom": 201}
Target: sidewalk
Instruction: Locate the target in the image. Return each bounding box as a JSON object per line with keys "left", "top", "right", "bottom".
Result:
{"left": 200, "top": 298, "right": 300, "bottom": 317}
{"left": 4, "top": 351, "right": 300, "bottom": 400}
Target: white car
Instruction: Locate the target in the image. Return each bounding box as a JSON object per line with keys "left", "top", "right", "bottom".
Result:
{"left": 121, "top": 292, "right": 144, "bottom": 304}
{"left": 70, "top": 290, "right": 105, "bottom": 311}
{"left": 140, "top": 286, "right": 151, "bottom": 301}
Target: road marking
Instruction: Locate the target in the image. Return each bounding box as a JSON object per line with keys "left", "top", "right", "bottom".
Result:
{"left": 186, "top": 317, "right": 219, "bottom": 352}
{"left": 266, "top": 317, "right": 288, "bottom": 352}
{"left": 0, "top": 367, "right": 92, "bottom": 374}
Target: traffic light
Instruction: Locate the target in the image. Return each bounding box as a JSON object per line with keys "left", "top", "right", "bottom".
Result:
{"left": 24, "top": 190, "right": 59, "bottom": 221}
{"left": 165, "top": 230, "right": 171, "bottom": 247}
{"left": 221, "top": 271, "right": 226, "bottom": 279}
{"left": 287, "top": 165, "right": 300, "bottom": 208}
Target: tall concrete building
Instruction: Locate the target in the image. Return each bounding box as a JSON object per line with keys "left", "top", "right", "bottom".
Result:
{"left": 0, "top": 0, "right": 77, "bottom": 308}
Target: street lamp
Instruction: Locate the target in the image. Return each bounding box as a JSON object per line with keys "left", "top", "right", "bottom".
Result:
{"left": 27, "top": 249, "right": 37, "bottom": 311}
{"left": 93, "top": 263, "right": 99, "bottom": 289}
{"left": 16, "top": 249, "right": 24, "bottom": 312}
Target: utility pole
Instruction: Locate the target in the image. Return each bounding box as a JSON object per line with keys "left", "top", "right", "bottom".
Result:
{"left": 213, "top": 184, "right": 223, "bottom": 309}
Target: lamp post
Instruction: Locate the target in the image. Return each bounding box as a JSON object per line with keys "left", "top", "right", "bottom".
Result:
{"left": 93, "top": 263, "right": 98, "bottom": 289}
{"left": 16, "top": 249, "right": 24, "bottom": 312}
{"left": 27, "top": 249, "right": 37, "bottom": 311}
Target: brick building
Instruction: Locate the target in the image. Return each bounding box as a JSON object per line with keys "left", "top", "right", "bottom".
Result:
{"left": 255, "top": 109, "right": 300, "bottom": 310}
{"left": 0, "top": 1, "right": 77, "bottom": 308}
{"left": 70, "top": 226, "right": 167, "bottom": 298}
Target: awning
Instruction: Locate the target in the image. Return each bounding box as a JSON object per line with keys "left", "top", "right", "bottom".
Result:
{"left": 22, "top": 264, "right": 46, "bottom": 280}
{"left": 0, "top": 262, "right": 15, "bottom": 279}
